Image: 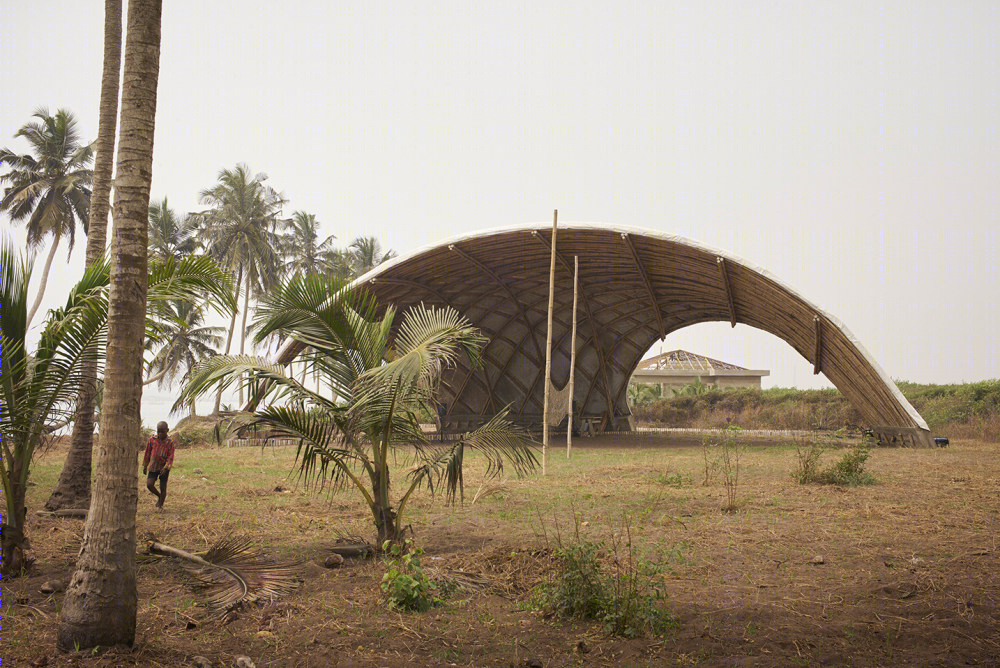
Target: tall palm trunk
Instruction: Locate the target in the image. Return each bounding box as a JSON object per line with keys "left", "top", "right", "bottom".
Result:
{"left": 58, "top": 0, "right": 161, "bottom": 650}
{"left": 45, "top": 0, "right": 122, "bottom": 512}
{"left": 215, "top": 264, "right": 241, "bottom": 413}
{"left": 238, "top": 269, "right": 251, "bottom": 405}
{"left": 24, "top": 233, "right": 60, "bottom": 328}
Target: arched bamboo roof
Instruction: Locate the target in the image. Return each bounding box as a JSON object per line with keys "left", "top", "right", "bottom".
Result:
{"left": 271, "top": 223, "right": 932, "bottom": 447}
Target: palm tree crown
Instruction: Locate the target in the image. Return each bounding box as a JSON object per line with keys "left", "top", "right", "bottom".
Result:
{"left": 281, "top": 211, "right": 336, "bottom": 277}
{"left": 145, "top": 299, "right": 225, "bottom": 390}
{"left": 0, "top": 108, "right": 94, "bottom": 248}
{"left": 148, "top": 197, "right": 198, "bottom": 261}
{"left": 1, "top": 108, "right": 94, "bottom": 326}
{"left": 348, "top": 236, "right": 397, "bottom": 276}
{"left": 198, "top": 164, "right": 286, "bottom": 297}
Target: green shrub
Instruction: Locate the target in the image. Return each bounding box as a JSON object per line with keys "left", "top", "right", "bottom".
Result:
{"left": 532, "top": 533, "right": 674, "bottom": 638}
{"left": 822, "top": 442, "right": 876, "bottom": 486}
{"left": 793, "top": 439, "right": 876, "bottom": 486}
{"left": 533, "top": 540, "right": 606, "bottom": 620}
{"left": 380, "top": 540, "right": 442, "bottom": 612}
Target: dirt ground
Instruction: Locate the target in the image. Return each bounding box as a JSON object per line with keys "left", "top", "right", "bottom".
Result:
{"left": 3, "top": 434, "right": 999, "bottom": 667}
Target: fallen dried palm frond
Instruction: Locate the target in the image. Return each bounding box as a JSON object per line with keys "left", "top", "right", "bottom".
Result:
{"left": 147, "top": 535, "right": 301, "bottom": 613}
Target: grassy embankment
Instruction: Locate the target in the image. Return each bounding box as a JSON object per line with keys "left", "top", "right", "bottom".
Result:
{"left": 632, "top": 380, "right": 1000, "bottom": 441}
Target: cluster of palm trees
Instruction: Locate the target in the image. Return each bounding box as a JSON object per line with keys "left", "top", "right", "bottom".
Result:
{"left": 2, "top": 109, "right": 398, "bottom": 416}
{"left": 147, "top": 167, "right": 397, "bottom": 411}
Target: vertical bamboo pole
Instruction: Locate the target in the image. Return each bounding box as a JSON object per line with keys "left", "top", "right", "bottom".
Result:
{"left": 567, "top": 255, "right": 578, "bottom": 458}
{"left": 542, "top": 210, "right": 558, "bottom": 475}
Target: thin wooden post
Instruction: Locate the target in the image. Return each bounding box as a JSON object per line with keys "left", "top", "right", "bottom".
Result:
{"left": 542, "top": 210, "right": 558, "bottom": 475}
{"left": 567, "top": 255, "right": 578, "bottom": 458}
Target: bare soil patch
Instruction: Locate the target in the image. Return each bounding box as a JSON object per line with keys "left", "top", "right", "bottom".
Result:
{"left": 3, "top": 436, "right": 999, "bottom": 666}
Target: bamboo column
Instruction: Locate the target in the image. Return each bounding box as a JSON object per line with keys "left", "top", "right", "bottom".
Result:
{"left": 542, "top": 210, "right": 557, "bottom": 475}
{"left": 567, "top": 255, "right": 578, "bottom": 457}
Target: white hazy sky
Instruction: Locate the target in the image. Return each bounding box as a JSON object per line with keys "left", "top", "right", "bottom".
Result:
{"left": 3, "top": 2, "right": 998, "bottom": 423}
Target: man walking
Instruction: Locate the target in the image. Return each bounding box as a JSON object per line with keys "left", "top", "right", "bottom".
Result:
{"left": 143, "top": 421, "right": 175, "bottom": 508}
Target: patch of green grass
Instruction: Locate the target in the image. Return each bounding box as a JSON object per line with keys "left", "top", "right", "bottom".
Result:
{"left": 655, "top": 471, "right": 693, "bottom": 488}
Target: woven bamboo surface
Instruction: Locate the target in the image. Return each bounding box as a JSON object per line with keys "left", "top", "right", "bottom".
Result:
{"left": 269, "top": 224, "right": 929, "bottom": 444}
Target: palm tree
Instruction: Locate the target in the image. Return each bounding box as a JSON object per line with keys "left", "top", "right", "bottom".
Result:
{"left": 144, "top": 300, "right": 224, "bottom": 415}
{"left": 0, "top": 243, "right": 108, "bottom": 578}
{"left": 628, "top": 383, "right": 662, "bottom": 406}
{"left": 52, "top": 0, "right": 122, "bottom": 516}
{"left": 348, "top": 235, "right": 397, "bottom": 276}
{"left": 59, "top": 0, "right": 161, "bottom": 648}
{"left": 179, "top": 273, "right": 538, "bottom": 544}
{"left": 281, "top": 211, "right": 336, "bottom": 276}
{"left": 148, "top": 197, "right": 197, "bottom": 261}
{"left": 325, "top": 247, "right": 357, "bottom": 282}
{"left": 672, "top": 377, "right": 710, "bottom": 397}
{"left": 0, "top": 108, "right": 94, "bottom": 327}
{"left": 198, "top": 163, "right": 286, "bottom": 408}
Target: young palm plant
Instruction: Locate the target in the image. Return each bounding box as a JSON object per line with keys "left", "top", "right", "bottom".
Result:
{"left": 1, "top": 243, "right": 107, "bottom": 577}
{"left": 179, "top": 273, "right": 539, "bottom": 544}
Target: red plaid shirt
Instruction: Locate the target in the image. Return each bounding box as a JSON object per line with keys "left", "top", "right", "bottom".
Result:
{"left": 143, "top": 436, "right": 175, "bottom": 472}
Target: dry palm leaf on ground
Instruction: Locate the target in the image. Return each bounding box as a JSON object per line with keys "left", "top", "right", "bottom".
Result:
{"left": 147, "top": 535, "right": 301, "bottom": 612}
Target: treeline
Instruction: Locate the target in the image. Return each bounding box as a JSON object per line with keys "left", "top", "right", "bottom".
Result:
{"left": 632, "top": 380, "right": 1000, "bottom": 442}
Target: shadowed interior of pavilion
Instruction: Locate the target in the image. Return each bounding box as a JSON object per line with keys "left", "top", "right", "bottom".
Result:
{"left": 264, "top": 223, "right": 933, "bottom": 448}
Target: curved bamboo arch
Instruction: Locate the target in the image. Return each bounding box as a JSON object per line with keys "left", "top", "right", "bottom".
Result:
{"left": 269, "top": 223, "right": 932, "bottom": 447}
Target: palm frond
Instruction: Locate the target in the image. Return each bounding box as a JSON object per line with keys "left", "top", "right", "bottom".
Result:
{"left": 148, "top": 536, "right": 300, "bottom": 613}
{"left": 148, "top": 254, "right": 237, "bottom": 316}
{"left": 353, "top": 304, "right": 484, "bottom": 412}
{"left": 174, "top": 354, "right": 324, "bottom": 414}
{"left": 415, "top": 408, "right": 539, "bottom": 507}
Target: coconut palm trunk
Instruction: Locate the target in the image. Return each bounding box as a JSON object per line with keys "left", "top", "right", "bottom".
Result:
{"left": 45, "top": 0, "right": 122, "bottom": 512}
{"left": 24, "top": 233, "right": 61, "bottom": 328}
{"left": 215, "top": 264, "right": 241, "bottom": 413}
{"left": 58, "top": 0, "right": 161, "bottom": 650}
{"left": 238, "top": 268, "right": 251, "bottom": 405}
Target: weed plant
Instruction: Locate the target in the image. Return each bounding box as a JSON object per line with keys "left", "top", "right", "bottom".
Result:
{"left": 700, "top": 433, "right": 718, "bottom": 486}
{"left": 380, "top": 539, "right": 443, "bottom": 612}
{"left": 718, "top": 425, "right": 742, "bottom": 512}
{"left": 532, "top": 517, "right": 674, "bottom": 638}
{"left": 792, "top": 437, "right": 826, "bottom": 484}
{"left": 656, "top": 471, "right": 692, "bottom": 488}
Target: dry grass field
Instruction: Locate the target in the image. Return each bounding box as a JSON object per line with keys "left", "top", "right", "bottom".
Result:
{"left": 3, "top": 434, "right": 999, "bottom": 667}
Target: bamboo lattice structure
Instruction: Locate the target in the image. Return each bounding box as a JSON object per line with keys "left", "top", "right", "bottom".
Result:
{"left": 265, "top": 223, "right": 933, "bottom": 447}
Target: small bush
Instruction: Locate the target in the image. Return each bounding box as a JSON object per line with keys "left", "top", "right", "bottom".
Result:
{"left": 380, "top": 540, "right": 442, "bottom": 612}
{"left": 717, "top": 425, "right": 742, "bottom": 511}
{"left": 533, "top": 540, "right": 606, "bottom": 620}
{"left": 823, "top": 442, "right": 876, "bottom": 486}
{"left": 793, "top": 439, "right": 876, "bottom": 487}
{"left": 532, "top": 526, "right": 673, "bottom": 638}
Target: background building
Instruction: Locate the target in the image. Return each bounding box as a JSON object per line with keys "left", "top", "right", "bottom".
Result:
{"left": 630, "top": 350, "right": 769, "bottom": 393}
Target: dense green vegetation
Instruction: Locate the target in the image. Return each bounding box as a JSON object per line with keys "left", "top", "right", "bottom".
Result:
{"left": 632, "top": 380, "right": 1000, "bottom": 441}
